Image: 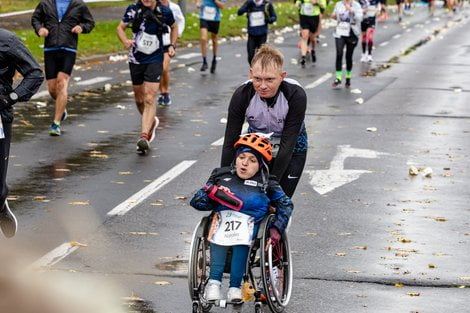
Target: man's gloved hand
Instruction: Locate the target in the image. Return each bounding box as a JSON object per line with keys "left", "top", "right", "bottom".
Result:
{"left": 0, "top": 94, "right": 14, "bottom": 111}
{"left": 269, "top": 227, "right": 281, "bottom": 246}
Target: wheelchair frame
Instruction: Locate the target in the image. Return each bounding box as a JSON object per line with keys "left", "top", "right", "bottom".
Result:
{"left": 188, "top": 213, "right": 293, "bottom": 313}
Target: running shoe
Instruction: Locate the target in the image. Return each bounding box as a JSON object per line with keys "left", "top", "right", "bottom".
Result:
{"left": 61, "top": 109, "right": 68, "bottom": 122}
{"left": 311, "top": 50, "right": 316, "bottom": 63}
{"left": 49, "top": 121, "right": 61, "bottom": 136}
{"left": 345, "top": 78, "right": 351, "bottom": 88}
{"left": 157, "top": 94, "right": 164, "bottom": 105}
{"left": 136, "top": 134, "right": 150, "bottom": 154}
{"left": 205, "top": 280, "right": 221, "bottom": 301}
{"left": 227, "top": 287, "right": 243, "bottom": 303}
{"left": 210, "top": 60, "right": 217, "bottom": 73}
{"left": 163, "top": 93, "right": 172, "bottom": 106}
{"left": 361, "top": 53, "right": 368, "bottom": 62}
{"left": 367, "top": 54, "right": 373, "bottom": 63}
{"left": 332, "top": 79, "right": 342, "bottom": 88}
{"left": 148, "top": 116, "right": 159, "bottom": 143}
{"left": 0, "top": 200, "right": 17, "bottom": 238}
{"left": 200, "top": 62, "right": 208, "bottom": 72}
{"left": 300, "top": 57, "right": 306, "bottom": 68}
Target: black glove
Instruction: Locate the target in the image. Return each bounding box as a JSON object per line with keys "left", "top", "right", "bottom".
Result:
{"left": 0, "top": 95, "right": 14, "bottom": 111}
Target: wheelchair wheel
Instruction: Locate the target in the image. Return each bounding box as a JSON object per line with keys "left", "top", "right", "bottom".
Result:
{"left": 260, "top": 215, "right": 293, "bottom": 313}
{"left": 188, "top": 218, "right": 212, "bottom": 312}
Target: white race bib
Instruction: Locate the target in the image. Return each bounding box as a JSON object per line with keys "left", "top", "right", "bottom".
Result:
{"left": 136, "top": 32, "right": 159, "bottom": 55}
{"left": 202, "top": 6, "right": 217, "bottom": 21}
{"left": 302, "top": 3, "right": 315, "bottom": 15}
{"left": 208, "top": 210, "right": 255, "bottom": 246}
{"left": 249, "top": 11, "right": 266, "bottom": 27}
{"left": 0, "top": 119, "right": 4, "bottom": 139}
{"left": 366, "top": 5, "right": 378, "bottom": 17}
{"left": 336, "top": 21, "right": 351, "bottom": 37}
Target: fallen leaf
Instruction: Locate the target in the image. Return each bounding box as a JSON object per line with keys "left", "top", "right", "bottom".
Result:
{"left": 409, "top": 166, "right": 419, "bottom": 176}
{"left": 67, "top": 201, "right": 89, "bottom": 205}
{"left": 366, "top": 127, "right": 377, "bottom": 132}
{"left": 338, "top": 232, "right": 352, "bottom": 236}
{"left": 428, "top": 264, "right": 436, "bottom": 269}
{"left": 155, "top": 281, "right": 172, "bottom": 286}
{"left": 353, "top": 246, "right": 367, "bottom": 250}
{"left": 33, "top": 196, "right": 46, "bottom": 201}
{"left": 407, "top": 292, "right": 420, "bottom": 297}
{"left": 394, "top": 283, "right": 405, "bottom": 287}
{"left": 398, "top": 238, "right": 412, "bottom": 243}
{"left": 347, "top": 270, "right": 361, "bottom": 273}
{"left": 434, "top": 217, "right": 447, "bottom": 222}
{"left": 128, "top": 232, "right": 159, "bottom": 235}
{"left": 97, "top": 130, "right": 109, "bottom": 134}
{"left": 336, "top": 252, "right": 347, "bottom": 256}
{"left": 306, "top": 232, "right": 318, "bottom": 236}
{"left": 119, "top": 171, "right": 133, "bottom": 175}
{"left": 55, "top": 168, "right": 71, "bottom": 172}
{"left": 70, "top": 241, "right": 87, "bottom": 247}
{"left": 175, "top": 196, "right": 187, "bottom": 200}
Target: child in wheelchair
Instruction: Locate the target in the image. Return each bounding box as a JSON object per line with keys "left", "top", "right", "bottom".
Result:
{"left": 190, "top": 133, "right": 293, "bottom": 303}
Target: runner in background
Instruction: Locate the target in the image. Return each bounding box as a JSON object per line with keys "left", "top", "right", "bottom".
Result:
{"left": 360, "top": 0, "right": 380, "bottom": 63}
{"left": 158, "top": 0, "right": 185, "bottom": 106}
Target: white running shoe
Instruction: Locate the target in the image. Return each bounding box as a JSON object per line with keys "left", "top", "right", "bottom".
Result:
{"left": 205, "top": 280, "right": 221, "bottom": 301}
{"left": 367, "top": 54, "right": 373, "bottom": 63}
{"left": 227, "top": 287, "right": 243, "bottom": 302}
{"left": 360, "top": 53, "right": 367, "bottom": 62}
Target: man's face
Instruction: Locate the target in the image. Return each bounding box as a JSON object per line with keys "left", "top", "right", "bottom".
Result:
{"left": 249, "top": 62, "right": 286, "bottom": 99}
{"left": 141, "top": 0, "right": 157, "bottom": 8}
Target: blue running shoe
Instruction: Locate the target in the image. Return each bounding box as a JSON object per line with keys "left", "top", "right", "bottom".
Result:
{"left": 162, "top": 93, "right": 171, "bottom": 106}
{"left": 157, "top": 94, "right": 164, "bottom": 105}
{"left": 49, "top": 121, "right": 61, "bottom": 136}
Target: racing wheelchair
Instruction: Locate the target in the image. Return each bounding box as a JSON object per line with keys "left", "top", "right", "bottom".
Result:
{"left": 188, "top": 213, "right": 293, "bottom": 313}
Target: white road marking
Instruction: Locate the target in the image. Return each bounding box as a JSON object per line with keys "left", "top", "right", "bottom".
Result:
{"left": 379, "top": 41, "right": 389, "bottom": 47}
{"left": 177, "top": 52, "right": 201, "bottom": 60}
{"left": 119, "top": 69, "right": 130, "bottom": 74}
{"left": 28, "top": 242, "right": 79, "bottom": 270}
{"left": 305, "top": 145, "right": 388, "bottom": 195}
{"left": 393, "top": 34, "right": 402, "bottom": 39}
{"left": 107, "top": 160, "right": 197, "bottom": 216}
{"left": 76, "top": 76, "right": 112, "bottom": 86}
{"left": 211, "top": 137, "right": 225, "bottom": 146}
{"left": 305, "top": 72, "right": 332, "bottom": 89}
{"left": 31, "top": 90, "right": 50, "bottom": 100}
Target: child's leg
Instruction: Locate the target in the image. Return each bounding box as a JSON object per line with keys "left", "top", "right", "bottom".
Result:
{"left": 229, "top": 245, "right": 250, "bottom": 288}
{"left": 209, "top": 243, "right": 228, "bottom": 282}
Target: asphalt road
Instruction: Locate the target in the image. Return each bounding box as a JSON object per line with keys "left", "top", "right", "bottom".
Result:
{"left": 1, "top": 4, "right": 469, "bottom": 313}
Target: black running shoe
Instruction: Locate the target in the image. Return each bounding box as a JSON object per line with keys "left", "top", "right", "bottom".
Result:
{"left": 332, "top": 79, "right": 342, "bottom": 88}
{"left": 345, "top": 78, "right": 351, "bottom": 88}
{"left": 0, "top": 201, "right": 17, "bottom": 238}
{"left": 210, "top": 60, "right": 217, "bottom": 73}
{"left": 300, "top": 57, "right": 306, "bottom": 68}
{"left": 136, "top": 135, "right": 150, "bottom": 154}
{"left": 200, "top": 62, "right": 208, "bottom": 72}
{"left": 311, "top": 50, "right": 316, "bottom": 63}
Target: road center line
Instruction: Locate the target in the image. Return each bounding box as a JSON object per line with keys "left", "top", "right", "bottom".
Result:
{"left": 76, "top": 76, "right": 112, "bottom": 86}
{"left": 305, "top": 72, "right": 332, "bottom": 89}
{"left": 107, "top": 160, "right": 197, "bottom": 216}
{"left": 28, "top": 242, "right": 79, "bottom": 270}
{"left": 379, "top": 41, "right": 389, "bottom": 47}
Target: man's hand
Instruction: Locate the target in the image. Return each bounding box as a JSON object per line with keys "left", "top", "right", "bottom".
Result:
{"left": 71, "top": 25, "right": 83, "bottom": 34}
{"left": 123, "top": 39, "right": 135, "bottom": 49}
{"left": 0, "top": 95, "right": 14, "bottom": 111}
{"left": 38, "top": 27, "right": 49, "bottom": 37}
{"left": 196, "top": 0, "right": 201, "bottom": 8}
{"left": 168, "top": 45, "right": 176, "bottom": 58}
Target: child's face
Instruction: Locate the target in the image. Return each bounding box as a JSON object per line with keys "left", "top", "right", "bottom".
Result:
{"left": 235, "top": 152, "right": 259, "bottom": 180}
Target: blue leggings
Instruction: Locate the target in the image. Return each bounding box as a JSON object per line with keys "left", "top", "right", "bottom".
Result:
{"left": 209, "top": 243, "right": 249, "bottom": 288}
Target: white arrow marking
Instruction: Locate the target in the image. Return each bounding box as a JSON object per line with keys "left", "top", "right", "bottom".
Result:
{"left": 306, "top": 145, "right": 388, "bottom": 195}
{"left": 305, "top": 72, "right": 332, "bottom": 89}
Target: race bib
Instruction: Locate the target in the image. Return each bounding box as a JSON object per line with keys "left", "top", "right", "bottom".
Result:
{"left": 136, "top": 32, "right": 159, "bottom": 55}
{"left": 366, "top": 5, "right": 378, "bottom": 17}
{"left": 202, "top": 6, "right": 217, "bottom": 21}
{"left": 302, "top": 3, "right": 315, "bottom": 15}
{"left": 270, "top": 136, "right": 281, "bottom": 158}
{"left": 249, "top": 11, "right": 265, "bottom": 27}
{"left": 208, "top": 210, "right": 255, "bottom": 246}
{"left": 0, "top": 119, "right": 4, "bottom": 139}
{"left": 336, "top": 21, "right": 351, "bottom": 37}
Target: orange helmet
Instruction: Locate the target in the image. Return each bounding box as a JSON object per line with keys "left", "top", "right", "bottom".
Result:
{"left": 234, "top": 134, "right": 273, "bottom": 162}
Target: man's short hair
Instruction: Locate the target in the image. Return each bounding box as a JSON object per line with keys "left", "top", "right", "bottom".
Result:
{"left": 250, "top": 44, "right": 284, "bottom": 72}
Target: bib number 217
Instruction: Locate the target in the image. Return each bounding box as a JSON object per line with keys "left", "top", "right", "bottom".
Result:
{"left": 225, "top": 221, "right": 242, "bottom": 232}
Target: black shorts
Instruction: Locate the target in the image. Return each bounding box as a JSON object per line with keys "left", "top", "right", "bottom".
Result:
{"left": 44, "top": 50, "right": 76, "bottom": 80}
{"left": 129, "top": 62, "right": 163, "bottom": 85}
{"left": 200, "top": 19, "right": 220, "bottom": 34}
{"left": 299, "top": 15, "right": 320, "bottom": 33}
{"left": 379, "top": 0, "right": 387, "bottom": 4}
{"left": 361, "top": 18, "right": 376, "bottom": 31}
{"left": 396, "top": 0, "right": 404, "bottom": 4}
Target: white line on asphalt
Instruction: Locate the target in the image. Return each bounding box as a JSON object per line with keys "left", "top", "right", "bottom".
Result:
{"left": 305, "top": 72, "right": 332, "bottom": 89}
{"left": 28, "top": 242, "right": 79, "bottom": 269}
{"left": 76, "top": 76, "right": 112, "bottom": 86}
{"left": 31, "top": 90, "right": 50, "bottom": 100}
{"left": 211, "top": 137, "right": 224, "bottom": 146}
{"left": 379, "top": 41, "right": 389, "bottom": 47}
{"left": 393, "top": 34, "right": 402, "bottom": 39}
{"left": 107, "top": 160, "right": 197, "bottom": 216}
{"left": 177, "top": 52, "right": 201, "bottom": 60}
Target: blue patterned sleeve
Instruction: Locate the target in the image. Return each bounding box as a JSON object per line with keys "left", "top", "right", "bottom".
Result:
{"left": 267, "top": 178, "right": 293, "bottom": 233}
{"left": 190, "top": 187, "right": 214, "bottom": 211}
{"left": 122, "top": 4, "right": 136, "bottom": 24}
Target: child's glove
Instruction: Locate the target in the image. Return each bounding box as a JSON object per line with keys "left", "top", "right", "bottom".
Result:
{"left": 269, "top": 227, "right": 281, "bottom": 246}
{"left": 205, "top": 184, "right": 243, "bottom": 211}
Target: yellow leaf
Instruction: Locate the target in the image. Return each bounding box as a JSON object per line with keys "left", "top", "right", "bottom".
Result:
{"left": 394, "top": 283, "right": 405, "bottom": 287}
{"left": 336, "top": 252, "right": 347, "bottom": 257}
{"left": 67, "top": 201, "right": 90, "bottom": 206}
{"left": 119, "top": 171, "right": 133, "bottom": 175}
{"left": 434, "top": 217, "right": 447, "bottom": 222}
{"left": 33, "top": 196, "right": 46, "bottom": 201}
{"left": 398, "top": 238, "right": 412, "bottom": 243}
{"left": 353, "top": 246, "right": 368, "bottom": 250}
{"left": 155, "top": 281, "right": 172, "bottom": 286}
{"left": 7, "top": 196, "right": 18, "bottom": 201}
{"left": 175, "top": 196, "right": 187, "bottom": 200}
{"left": 428, "top": 264, "right": 436, "bottom": 269}
{"left": 70, "top": 241, "right": 87, "bottom": 247}
{"left": 407, "top": 292, "right": 420, "bottom": 297}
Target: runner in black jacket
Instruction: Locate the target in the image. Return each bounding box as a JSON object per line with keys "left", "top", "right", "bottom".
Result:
{"left": 0, "top": 28, "right": 44, "bottom": 238}
{"left": 221, "top": 45, "right": 307, "bottom": 198}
